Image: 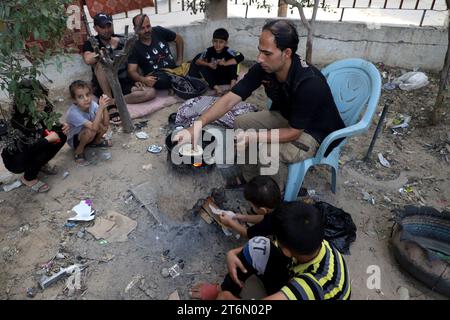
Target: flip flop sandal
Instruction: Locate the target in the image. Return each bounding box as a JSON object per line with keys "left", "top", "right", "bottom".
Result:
{"left": 189, "top": 283, "right": 220, "bottom": 300}
{"left": 106, "top": 105, "right": 121, "bottom": 125}
{"left": 40, "top": 163, "right": 58, "bottom": 175}
{"left": 29, "top": 180, "right": 50, "bottom": 193}
{"left": 74, "top": 152, "right": 88, "bottom": 166}
{"left": 88, "top": 139, "right": 111, "bottom": 148}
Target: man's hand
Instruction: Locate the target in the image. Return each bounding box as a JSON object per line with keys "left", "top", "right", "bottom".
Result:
{"left": 142, "top": 76, "right": 158, "bottom": 88}
{"left": 98, "top": 94, "right": 112, "bottom": 109}
{"left": 209, "top": 61, "right": 218, "bottom": 70}
{"left": 217, "top": 59, "right": 227, "bottom": 66}
{"left": 45, "top": 131, "right": 60, "bottom": 143}
{"left": 226, "top": 248, "right": 247, "bottom": 288}
{"left": 172, "top": 121, "right": 202, "bottom": 147}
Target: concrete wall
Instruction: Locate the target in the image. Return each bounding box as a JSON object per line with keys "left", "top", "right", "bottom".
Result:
{"left": 171, "top": 18, "right": 447, "bottom": 72}
{"left": 1, "top": 18, "right": 446, "bottom": 105}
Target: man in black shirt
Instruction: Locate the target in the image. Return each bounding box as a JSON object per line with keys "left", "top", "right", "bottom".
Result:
{"left": 128, "top": 14, "right": 184, "bottom": 90}
{"left": 174, "top": 20, "right": 345, "bottom": 190}
{"left": 83, "top": 13, "right": 156, "bottom": 124}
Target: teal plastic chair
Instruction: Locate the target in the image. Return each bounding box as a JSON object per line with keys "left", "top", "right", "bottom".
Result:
{"left": 283, "top": 58, "right": 382, "bottom": 201}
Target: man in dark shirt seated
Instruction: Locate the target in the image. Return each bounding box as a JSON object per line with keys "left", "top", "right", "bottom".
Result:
{"left": 82, "top": 13, "right": 156, "bottom": 125}
{"left": 127, "top": 14, "right": 184, "bottom": 90}
{"left": 174, "top": 19, "right": 345, "bottom": 190}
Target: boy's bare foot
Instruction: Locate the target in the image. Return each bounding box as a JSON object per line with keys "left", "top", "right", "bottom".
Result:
{"left": 214, "top": 86, "right": 223, "bottom": 96}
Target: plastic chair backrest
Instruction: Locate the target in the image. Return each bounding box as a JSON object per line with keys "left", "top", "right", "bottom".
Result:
{"left": 322, "top": 59, "right": 380, "bottom": 127}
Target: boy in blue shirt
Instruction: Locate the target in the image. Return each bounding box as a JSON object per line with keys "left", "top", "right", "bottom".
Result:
{"left": 189, "top": 28, "right": 244, "bottom": 96}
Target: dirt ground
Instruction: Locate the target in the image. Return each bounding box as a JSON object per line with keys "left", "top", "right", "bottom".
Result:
{"left": 0, "top": 65, "right": 448, "bottom": 300}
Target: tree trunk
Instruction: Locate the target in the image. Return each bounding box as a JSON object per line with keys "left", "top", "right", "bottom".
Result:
{"left": 103, "top": 66, "right": 134, "bottom": 133}
{"left": 306, "top": 32, "right": 313, "bottom": 64}
{"left": 278, "top": 0, "right": 288, "bottom": 17}
{"left": 431, "top": 0, "right": 450, "bottom": 125}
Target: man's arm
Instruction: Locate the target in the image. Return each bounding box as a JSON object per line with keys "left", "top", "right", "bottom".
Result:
{"left": 198, "top": 91, "right": 242, "bottom": 125}
{"left": 128, "top": 63, "right": 156, "bottom": 87}
{"left": 174, "top": 33, "right": 184, "bottom": 66}
{"left": 83, "top": 51, "right": 99, "bottom": 65}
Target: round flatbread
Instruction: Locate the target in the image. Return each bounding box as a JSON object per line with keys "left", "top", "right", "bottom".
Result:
{"left": 179, "top": 144, "right": 203, "bottom": 157}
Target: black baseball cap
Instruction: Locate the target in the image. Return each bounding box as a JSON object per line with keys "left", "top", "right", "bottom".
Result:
{"left": 93, "top": 13, "right": 113, "bottom": 27}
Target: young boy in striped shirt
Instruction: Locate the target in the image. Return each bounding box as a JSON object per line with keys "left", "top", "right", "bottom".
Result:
{"left": 190, "top": 201, "right": 351, "bottom": 300}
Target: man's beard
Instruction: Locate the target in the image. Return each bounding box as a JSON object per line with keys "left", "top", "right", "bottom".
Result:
{"left": 99, "top": 34, "right": 112, "bottom": 41}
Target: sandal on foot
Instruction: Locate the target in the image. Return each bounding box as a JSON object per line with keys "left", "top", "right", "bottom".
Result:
{"left": 74, "top": 152, "right": 88, "bottom": 166}
{"left": 40, "top": 163, "right": 58, "bottom": 175}
{"left": 26, "top": 180, "right": 50, "bottom": 193}
{"left": 189, "top": 283, "right": 220, "bottom": 300}
{"left": 87, "top": 139, "right": 112, "bottom": 148}
{"left": 106, "top": 105, "right": 121, "bottom": 125}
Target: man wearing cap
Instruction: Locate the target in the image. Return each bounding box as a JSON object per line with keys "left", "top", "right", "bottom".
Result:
{"left": 128, "top": 14, "right": 184, "bottom": 90}
{"left": 83, "top": 13, "right": 156, "bottom": 125}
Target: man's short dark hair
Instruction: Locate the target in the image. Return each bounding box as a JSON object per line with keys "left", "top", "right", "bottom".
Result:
{"left": 244, "top": 176, "right": 281, "bottom": 209}
{"left": 213, "top": 28, "right": 229, "bottom": 41}
{"left": 132, "top": 14, "right": 147, "bottom": 28}
{"left": 262, "top": 19, "right": 299, "bottom": 54}
{"left": 273, "top": 201, "right": 324, "bottom": 255}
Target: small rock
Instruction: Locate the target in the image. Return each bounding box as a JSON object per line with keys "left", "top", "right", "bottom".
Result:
{"left": 161, "top": 268, "right": 170, "bottom": 278}
{"left": 145, "top": 289, "right": 156, "bottom": 298}
{"left": 397, "top": 286, "right": 410, "bottom": 300}
{"left": 26, "top": 287, "right": 37, "bottom": 298}
{"left": 77, "top": 230, "right": 85, "bottom": 239}
{"left": 55, "top": 253, "right": 65, "bottom": 259}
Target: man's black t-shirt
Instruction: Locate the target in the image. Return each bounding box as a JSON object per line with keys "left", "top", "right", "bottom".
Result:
{"left": 232, "top": 55, "right": 345, "bottom": 155}
{"left": 128, "top": 26, "right": 177, "bottom": 75}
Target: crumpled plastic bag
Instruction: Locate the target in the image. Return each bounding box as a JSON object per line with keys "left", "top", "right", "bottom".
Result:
{"left": 314, "top": 201, "right": 357, "bottom": 255}
{"left": 392, "top": 72, "right": 429, "bottom": 91}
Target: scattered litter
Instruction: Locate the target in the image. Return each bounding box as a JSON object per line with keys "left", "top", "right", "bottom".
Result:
{"left": 383, "top": 196, "right": 392, "bottom": 203}
{"left": 362, "top": 191, "right": 375, "bottom": 205}
{"left": 64, "top": 222, "right": 77, "bottom": 229}
{"left": 55, "top": 253, "right": 65, "bottom": 260}
{"left": 86, "top": 211, "right": 137, "bottom": 242}
{"left": 161, "top": 268, "right": 170, "bottom": 278}
{"left": 62, "top": 171, "right": 70, "bottom": 179}
{"left": 99, "top": 254, "right": 115, "bottom": 263}
{"left": 26, "top": 287, "right": 37, "bottom": 298}
{"left": 55, "top": 96, "right": 64, "bottom": 102}
{"left": 124, "top": 195, "right": 134, "bottom": 204}
{"left": 68, "top": 200, "right": 96, "bottom": 222}
{"left": 39, "top": 264, "right": 85, "bottom": 290}
{"left": 125, "top": 274, "right": 143, "bottom": 293}
{"left": 135, "top": 131, "right": 149, "bottom": 140}
{"left": 382, "top": 82, "right": 396, "bottom": 91}
{"left": 104, "top": 131, "right": 113, "bottom": 140}
{"left": 2, "top": 180, "right": 22, "bottom": 192}
{"left": 99, "top": 152, "right": 112, "bottom": 161}
{"left": 98, "top": 239, "right": 108, "bottom": 245}
{"left": 77, "top": 229, "right": 85, "bottom": 239}
{"left": 392, "top": 71, "right": 429, "bottom": 91}
{"left": 397, "top": 286, "right": 410, "bottom": 300}
{"left": 392, "top": 116, "right": 411, "bottom": 129}
{"left": 142, "top": 164, "right": 153, "bottom": 171}
{"left": 377, "top": 153, "right": 391, "bottom": 168}
{"left": 134, "top": 120, "right": 148, "bottom": 130}
{"left": 168, "top": 264, "right": 181, "bottom": 278}
{"left": 168, "top": 290, "right": 180, "bottom": 300}
{"left": 307, "top": 189, "right": 316, "bottom": 197}
{"left": 147, "top": 144, "right": 163, "bottom": 153}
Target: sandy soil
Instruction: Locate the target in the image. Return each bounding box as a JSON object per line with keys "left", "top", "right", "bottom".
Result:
{"left": 0, "top": 65, "right": 448, "bottom": 300}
